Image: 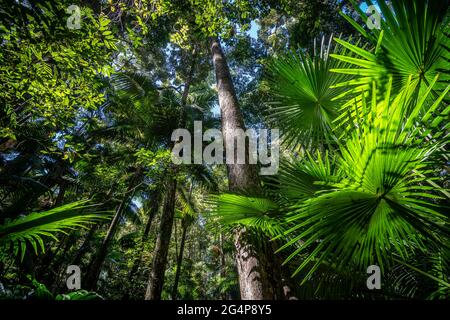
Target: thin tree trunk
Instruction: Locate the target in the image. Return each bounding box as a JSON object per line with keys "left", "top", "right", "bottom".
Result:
{"left": 144, "top": 48, "right": 196, "bottom": 300}
{"left": 144, "top": 176, "right": 177, "bottom": 300}
{"left": 84, "top": 171, "right": 142, "bottom": 290}
{"left": 54, "top": 181, "right": 66, "bottom": 206}
{"left": 127, "top": 191, "right": 161, "bottom": 281}
{"left": 171, "top": 219, "right": 188, "bottom": 300}
{"left": 84, "top": 192, "right": 131, "bottom": 290}
{"left": 210, "top": 36, "right": 278, "bottom": 300}
{"left": 72, "top": 224, "right": 98, "bottom": 266}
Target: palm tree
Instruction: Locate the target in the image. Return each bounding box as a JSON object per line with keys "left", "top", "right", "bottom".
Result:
{"left": 106, "top": 62, "right": 220, "bottom": 299}
{"left": 212, "top": 0, "right": 450, "bottom": 299}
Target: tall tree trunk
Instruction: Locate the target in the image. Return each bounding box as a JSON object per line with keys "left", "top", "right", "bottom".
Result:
{"left": 127, "top": 191, "right": 161, "bottom": 282}
{"left": 144, "top": 48, "right": 197, "bottom": 300}
{"left": 84, "top": 192, "right": 132, "bottom": 290}
{"left": 72, "top": 224, "right": 98, "bottom": 266}
{"left": 210, "top": 36, "right": 278, "bottom": 300}
{"left": 144, "top": 176, "right": 177, "bottom": 300}
{"left": 171, "top": 219, "right": 188, "bottom": 300}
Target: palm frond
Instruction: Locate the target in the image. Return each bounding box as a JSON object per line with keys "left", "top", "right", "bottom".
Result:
{"left": 331, "top": 0, "right": 450, "bottom": 114}
{"left": 265, "top": 35, "right": 354, "bottom": 148}
{"left": 278, "top": 80, "right": 450, "bottom": 282}
{"left": 209, "top": 194, "right": 285, "bottom": 237}
{"left": 267, "top": 150, "right": 343, "bottom": 204}
{"left": 0, "top": 200, "right": 110, "bottom": 260}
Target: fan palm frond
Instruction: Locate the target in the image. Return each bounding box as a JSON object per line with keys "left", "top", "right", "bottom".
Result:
{"left": 279, "top": 80, "right": 450, "bottom": 281}
{"left": 331, "top": 0, "right": 450, "bottom": 116}
{"left": 268, "top": 150, "right": 343, "bottom": 204}
{"left": 209, "top": 194, "right": 285, "bottom": 238}
{"left": 265, "top": 35, "right": 354, "bottom": 148}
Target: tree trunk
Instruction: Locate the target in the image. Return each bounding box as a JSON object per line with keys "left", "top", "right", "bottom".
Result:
{"left": 127, "top": 191, "right": 161, "bottom": 282}
{"left": 210, "top": 36, "right": 278, "bottom": 300}
{"left": 72, "top": 224, "right": 98, "bottom": 266}
{"left": 144, "top": 176, "right": 177, "bottom": 300}
{"left": 171, "top": 219, "right": 188, "bottom": 300}
{"left": 84, "top": 193, "right": 131, "bottom": 290}
{"left": 54, "top": 181, "right": 66, "bottom": 206}
{"left": 144, "top": 48, "right": 197, "bottom": 299}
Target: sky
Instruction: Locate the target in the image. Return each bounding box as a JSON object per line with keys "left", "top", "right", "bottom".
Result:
{"left": 248, "top": 20, "right": 259, "bottom": 39}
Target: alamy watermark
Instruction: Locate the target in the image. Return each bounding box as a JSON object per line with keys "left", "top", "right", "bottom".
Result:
{"left": 366, "top": 265, "right": 381, "bottom": 289}
{"left": 171, "top": 121, "right": 280, "bottom": 175}
{"left": 66, "top": 265, "right": 81, "bottom": 290}
{"left": 366, "top": 5, "right": 381, "bottom": 30}
{"left": 66, "top": 5, "right": 81, "bottom": 30}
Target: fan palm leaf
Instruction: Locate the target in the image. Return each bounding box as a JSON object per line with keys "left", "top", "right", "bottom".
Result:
{"left": 209, "top": 194, "right": 285, "bottom": 238}
{"left": 279, "top": 79, "right": 450, "bottom": 281}
{"left": 212, "top": 80, "right": 449, "bottom": 289}
{"left": 331, "top": 0, "right": 450, "bottom": 126}
{"left": 265, "top": 36, "right": 355, "bottom": 148}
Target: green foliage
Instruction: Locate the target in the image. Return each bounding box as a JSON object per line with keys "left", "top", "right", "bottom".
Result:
{"left": 1, "top": 0, "right": 449, "bottom": 301}
{"left": 55, "top": 290, "right": 103, "bottom": 300}
{"left": 135, "top": 148, "right": 172, "bottom": 175}
{"left": 211, "top": 0, "right": 450, "bottom": 296}
{"left": 273, "top": 150, "right": 343, "bottom": 204}
{"left": 0, "top": 200, "right": 109, "bottom": 260}
{"left": 210, "top": 194, "right": 284, "bottom": 238}
{"left": 265, "top": 36, "right": 353, "bottom": 147}
{"left": 331, "top": 0, "right": 450, "bottom": 111}
{"left": 214, "top": 79, "right": 450, "bottom": 295}
{"left": 0, "top": 1, "right": 116, "bottom": 135}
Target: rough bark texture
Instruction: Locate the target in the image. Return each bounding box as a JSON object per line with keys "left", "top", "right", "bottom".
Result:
{"left": 144, "top": 176, "right": 177, "bottom": 300}
{"left": 210, "top": 36, "right": 277, "bottom": 300}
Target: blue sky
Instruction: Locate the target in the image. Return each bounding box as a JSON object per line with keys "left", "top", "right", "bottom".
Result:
{"left": 248, "top": 20, "right": 259, "bottom": 39}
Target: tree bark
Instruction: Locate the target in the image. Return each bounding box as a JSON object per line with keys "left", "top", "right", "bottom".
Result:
{"left": 210, "top": 36, "right": 278, "bottom": 300}
{"left": 171, "top": 218, "right": 188, "bottom": 300}
{"left": 84, "top": 192, "right": 132, "bottom": 290}
{"left": 144, "top": 48, "right": 197, "bottom": 299}
{"left": 210, "top": 37, "right": 260, "bottom": 192}
{"left": 127, "top": 191, "right": 161, "bottom": 282}
{"left": 144, "top": 176, "right": 177, "bottom": 300}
